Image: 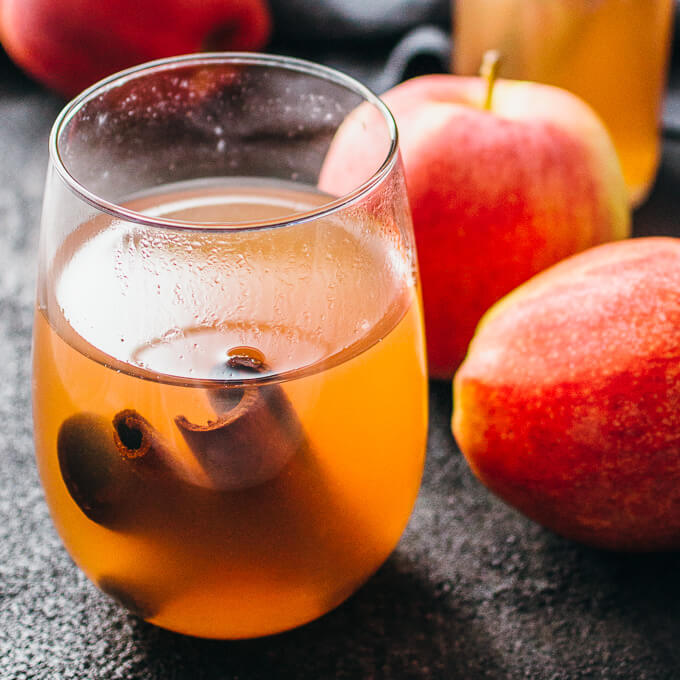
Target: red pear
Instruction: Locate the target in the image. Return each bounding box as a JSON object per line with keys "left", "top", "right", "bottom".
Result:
{"left": 453, "top": 237, "right": 680, "bottom": 551}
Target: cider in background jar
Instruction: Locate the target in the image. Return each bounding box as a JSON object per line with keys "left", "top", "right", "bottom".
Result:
{"left": 453, "top": 0, "right": 675, "bottom": 206}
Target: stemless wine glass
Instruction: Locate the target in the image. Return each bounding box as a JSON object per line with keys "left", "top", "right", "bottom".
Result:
{"left": 32, "top": 54, "right": 428, "bottom": 639}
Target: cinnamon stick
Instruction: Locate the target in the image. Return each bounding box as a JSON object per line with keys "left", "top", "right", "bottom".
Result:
{"left": 175, "top": 355, "right": 304, "bottom": 490}
{"left": 58, "top": 409, "right": 200, "bottom": 532}
{"left": 57, "top": 352, "right": 384, "bottom": 620}
{"left": 172, "top": 355, "right": 383, "bottom": 605}
{"left": 57, "top": 412, "right": 173, "bottom": 529}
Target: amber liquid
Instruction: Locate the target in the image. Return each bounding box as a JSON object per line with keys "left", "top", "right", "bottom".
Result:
{"left": 32, "top": 180, "right": 427, "bottom": 638}
{"left": 454, "top": 0, "right": 674, "bottom": 205}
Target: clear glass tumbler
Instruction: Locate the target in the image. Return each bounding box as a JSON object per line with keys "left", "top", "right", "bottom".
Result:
{"left": 32, "top": 54, "right": 428, "bottom": 639}
{"left": 453, "top": 0, "right": 675, "bottom": 206}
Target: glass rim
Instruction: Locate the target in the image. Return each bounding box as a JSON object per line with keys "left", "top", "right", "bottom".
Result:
{"left": 48, "top": 52, "right": 399, "bottom": 233}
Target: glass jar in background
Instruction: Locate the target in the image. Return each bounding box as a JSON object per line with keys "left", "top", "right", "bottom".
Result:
{"left": 453, "top": 0, "right": 675, "bottom": 206}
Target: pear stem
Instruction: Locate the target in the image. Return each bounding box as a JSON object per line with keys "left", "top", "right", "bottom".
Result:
{"left": 480, "top": 50, "right": 502, "bottom": 111}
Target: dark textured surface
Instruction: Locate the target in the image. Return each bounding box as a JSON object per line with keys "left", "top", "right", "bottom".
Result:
{"left": 3, "top": 42, "right": 680, "bottom": 680}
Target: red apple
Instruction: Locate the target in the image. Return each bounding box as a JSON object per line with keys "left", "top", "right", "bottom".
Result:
{"left": 0, "top": 0, "right": 271, "bottom": 98}
{"left": 453, "top": 237, "right": 680, "bottom": 551}
{"left": 320, "top": 72, "right": 631, "bottom": 378}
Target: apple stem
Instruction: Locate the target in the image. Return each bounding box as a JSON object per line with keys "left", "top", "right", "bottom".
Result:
{"left": 480, "top": 50, "right": 502, "bottom": 111}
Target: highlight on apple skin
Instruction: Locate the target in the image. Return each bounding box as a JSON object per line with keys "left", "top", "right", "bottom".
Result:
{"left": 0, "top": 0, "right": 272, "bottom": 98}
{"left": 320, "top": 74, "right": 631, "bottom": 379}
{"left": 453, "top": 237, "right": 680, "bottom": 551}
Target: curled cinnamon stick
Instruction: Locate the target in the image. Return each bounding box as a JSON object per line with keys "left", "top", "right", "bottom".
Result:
{"left": 58, "top": 350, "right": 383, "bottom": 619}
{"left": 58, "top": 411, "right": 183, "bottom": 530}
{"left": 56, "top": 354, "right": 303, "bottom": 528}
{"left": 175, "top": 356, "right": 304, "bottom": 490}
{"left": 113, "top": 409, "right": 204, "bottom": 487}
{"left": 171, "top": 353, "right": 384, "bottom": 602}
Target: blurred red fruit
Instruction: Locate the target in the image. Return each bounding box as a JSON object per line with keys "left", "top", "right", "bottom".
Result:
{"left": 0, "top": 0, "right": 271, "bottom": 98}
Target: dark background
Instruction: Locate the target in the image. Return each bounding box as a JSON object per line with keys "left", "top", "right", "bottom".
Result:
{"left": 2, "top": 5, "right": 680, "bottom": 679}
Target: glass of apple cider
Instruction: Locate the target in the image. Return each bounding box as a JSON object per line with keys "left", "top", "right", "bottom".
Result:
{"left": 32, "top": 54, "right": 428, "bottom": 639}
{"left": 453, "top": 0, "right": 674, "bottom": 206}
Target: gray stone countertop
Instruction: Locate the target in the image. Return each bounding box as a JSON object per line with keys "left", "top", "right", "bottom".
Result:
{"left": 2, "top": 46, "right": 680, "bottom": 680}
